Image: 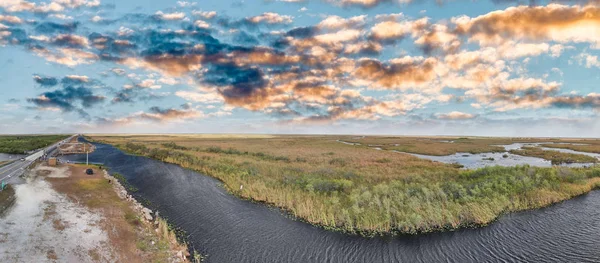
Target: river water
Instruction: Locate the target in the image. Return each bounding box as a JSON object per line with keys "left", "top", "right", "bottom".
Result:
{"left": 64, "top": 140, "right": 600, "bottom": 262}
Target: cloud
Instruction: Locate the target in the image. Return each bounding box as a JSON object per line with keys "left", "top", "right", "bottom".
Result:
{"left": 33, "top": 74, "right": 59, "bottom": 87}
{"left": 574, "top": 52, "right": 600, "bottom": 68}
{"left": 453, "top": 4, "right": 600, "bottom": 46}
{"left": 30, "top": 47, "right": 98, "bottom": 67}
{"left": 50, "top": 34, "right": 89, "bottom": 48}
{"left": 135, "top": 79, "right": 162, "bottom": 89}
{"left": 331, "top": 0, "right": 405, "bottom": 8}
{"left": 317, "top": 15, "right": 366, "bottom": 30}
{"left": 192, "top": 10, "right": 217, "bottom": 19}
{"left": 175, "top": 90, "right": 223, "bottom": 103}
{"left": 112, "top": 87, "right": 166, "bottom": 104}
{"left": 27, "top": 86, "right": 105, "bottom": 117}
{"left": 436, "top": 111, "right": 476, "bottom": 120}
{"left": 246, "top": 12, "right": 293, "bottom": 25}
{"left": 142, "top": 106, "right": 203, "bottom": 121}
{"left": 153, "top": 11, "right": 186, "bottom": 21}
{"left": 0, "top": 15, "right": 23, "bottom": 24}
{"left": 61, "top": 75, "right": 90, "bottom": 85}
{"left": 96, "top": 106, "right": 205, "bottom": 127}
{"left": 354, "top": 56, "right": 439, "bottom": 90}
{"left": 35, "top": 22, "right": 79, "bottom": 34}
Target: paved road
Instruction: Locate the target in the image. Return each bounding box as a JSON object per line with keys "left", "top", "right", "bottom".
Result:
{"left": 0, "top": 135, "right": 76, "bottom": 184}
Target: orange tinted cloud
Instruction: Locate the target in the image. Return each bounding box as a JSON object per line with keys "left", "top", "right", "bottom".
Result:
{"left": 454, "top": 4, "right": 600, "bottom": 46}
{"left": 355, "top": 57, "right": 438, "bottom": 89}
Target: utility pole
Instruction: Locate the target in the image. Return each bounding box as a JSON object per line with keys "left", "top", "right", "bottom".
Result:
{"left": 85, "top": 143, "right": 88, "bottom": 165}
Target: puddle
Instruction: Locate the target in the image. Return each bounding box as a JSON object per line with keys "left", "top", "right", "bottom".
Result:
{"left": 336, "top": 140, "right": 361, "bottom": 146}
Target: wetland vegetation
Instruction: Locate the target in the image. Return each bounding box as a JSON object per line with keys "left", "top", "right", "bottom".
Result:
{"left": 88, "top": 135, "right": 600, "bottom": 235}
{"left": 509, "top": 146, "right": 598, "bottom": 165}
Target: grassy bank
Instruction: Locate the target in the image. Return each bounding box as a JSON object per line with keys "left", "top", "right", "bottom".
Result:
{"left": 89, "top": 135, "right": 600, "bottom": 235}
{"left": 0, "top": 135, "right": 68, "bottom": 154}
{"left": 510, "top": 147, "right": 598, "bottom": 165}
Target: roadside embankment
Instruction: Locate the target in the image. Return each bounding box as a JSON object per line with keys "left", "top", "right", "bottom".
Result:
{"left": 45, "top": 163, "right": 192, "bottom": 262}
{"left": 0, "top": 162, "right": 193, "bottom": 262}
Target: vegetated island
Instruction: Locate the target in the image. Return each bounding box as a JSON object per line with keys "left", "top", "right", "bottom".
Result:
{"left": 88, "top": 135, "right": 600, "bottom": 236}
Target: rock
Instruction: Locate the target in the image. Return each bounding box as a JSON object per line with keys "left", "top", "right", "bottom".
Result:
{"left": 151, "top": 241, "right": 155, "bottom": 245}
{"left": 142, "top": 208, "right": 153, "bottom": 221}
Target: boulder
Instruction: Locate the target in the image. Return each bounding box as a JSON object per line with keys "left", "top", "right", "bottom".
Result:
{"left": 142, "top": 208, "right": 153, "bottom": 221}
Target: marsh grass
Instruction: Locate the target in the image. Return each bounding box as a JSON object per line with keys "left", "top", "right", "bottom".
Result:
{"left": 510, "top": 147, "right": 598, "bottom": 164}
{"left": 90, "top": 135, "right": 600, "bottom": 235}
{"left": 541, "top": 143, "right": 600, "bottom": 154}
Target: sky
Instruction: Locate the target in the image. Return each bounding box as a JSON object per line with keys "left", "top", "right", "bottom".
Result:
{"left": 0, "top": 0, "right": 599, "bottom": 136}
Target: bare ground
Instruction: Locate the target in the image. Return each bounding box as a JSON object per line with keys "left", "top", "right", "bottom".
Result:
{"left": 0, "top": 163, "right": 188, "bottom": 263}
{"left": 0, "top": 167, "right": 116, "bottom": 262}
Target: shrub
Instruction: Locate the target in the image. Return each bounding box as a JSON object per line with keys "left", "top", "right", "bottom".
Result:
{"left": 329, "top": 158, "right": 346, "bottom": 166}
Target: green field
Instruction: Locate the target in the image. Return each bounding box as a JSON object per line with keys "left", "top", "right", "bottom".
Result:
{"left": 0, "top": 135, "right": 69, "bottom": 154}
{"left": 88, "top": 135, "right": 600, "bottom": 235}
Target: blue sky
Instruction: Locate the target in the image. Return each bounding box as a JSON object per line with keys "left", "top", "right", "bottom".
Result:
{"left": 0, "top": 0, "right": 599, "bottom": 136}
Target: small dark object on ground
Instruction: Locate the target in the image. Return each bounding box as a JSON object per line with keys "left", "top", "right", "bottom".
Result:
{"left": 85, "top": 169, "right": 94, "bottom": 175}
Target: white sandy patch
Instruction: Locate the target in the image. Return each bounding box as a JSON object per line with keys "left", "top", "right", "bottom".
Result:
{"left": 31, "top": 165, "right": 71, "bottom": 178}
{"left": 0, "top": 170, "right": 116, "bottom": 262}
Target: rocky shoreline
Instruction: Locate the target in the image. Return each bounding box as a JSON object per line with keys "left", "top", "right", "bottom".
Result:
{"left": 101, "top": 168, "right": 192, "bottom": 262}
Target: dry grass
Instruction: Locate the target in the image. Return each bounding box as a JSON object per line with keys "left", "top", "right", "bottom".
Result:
{"left": 0, "top": 184, "right": 16, "bottom": 214}
{"left": 89, "top": 134, "right": 600, "bottom": 235}
{"left": 541, "top": 143, "right": 600, "bottom": 154}
{"left": 510, "top": 146, "right": 598, "bottom": 164}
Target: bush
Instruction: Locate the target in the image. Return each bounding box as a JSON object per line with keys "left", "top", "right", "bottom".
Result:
{"left": 329, "top": 158, "right": 346, "bottom": 166}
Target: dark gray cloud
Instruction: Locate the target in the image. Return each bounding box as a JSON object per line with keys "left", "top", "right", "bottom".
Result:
{"left": 27, "top": 74, "right": 110, "bottom": 118}
{"left": 33, "top": 74, "right": 59, "bottom": 87}
{"left": 34, "top": 22, "right": 79, "bottom": 34}
{"left": 204, "top": 63, "right": 268, "bottom": 100}
{"left": 27, "top": 86, "right": 105, "bottom": 112}
{"left": 111, "top": 87, "right": 165, "bottom": 104}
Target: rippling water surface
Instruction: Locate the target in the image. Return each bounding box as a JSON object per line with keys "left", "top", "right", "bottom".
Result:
{"left": 65, "top": 140, "right": 600, "bottom": 263}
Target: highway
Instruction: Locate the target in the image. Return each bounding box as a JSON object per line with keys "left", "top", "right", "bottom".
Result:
{"left": 0, "top": 135, "right": 76, "bottom": 184}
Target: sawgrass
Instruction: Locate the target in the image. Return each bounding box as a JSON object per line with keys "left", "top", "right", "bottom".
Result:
{"left": 89, "top": 135, "right": 600, "bottom": 235}
{"left": 510, "top": 147, "right": 598, "bottom": 165}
